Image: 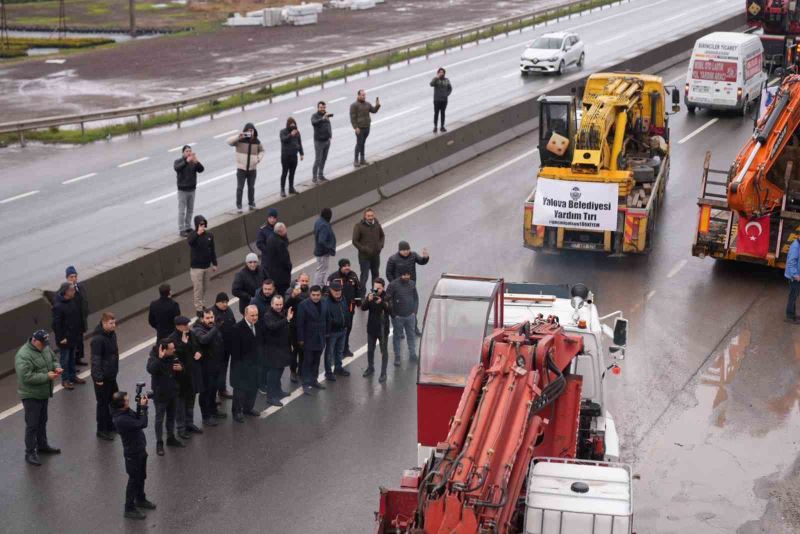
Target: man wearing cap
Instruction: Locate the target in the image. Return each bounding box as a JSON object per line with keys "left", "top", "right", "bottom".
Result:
{"left": 232, "top": 253, "right": 264, "bottom": 315}
{"left": 322, "top": 280, "right": 350, "bottom": 380}
{"left": 386, "top": 242, "right": 429, "bottom": 336}
{"left": 91, "top": 312, "right": 120, "bottom": 441}
{"left": 15, "top": 330, "right": 62, "bottom": 466}
{"left": 187, "top": 215, "right": 218, "bottom": 317}
{"left": 65, "top": 266, "right": 90, "bottom": 366}
{"left": 212, "top": 292, "right": 236, "bottom": 401}
{"left": 256, "top": 208, "right": 279, "bottom": 266}
{"left": 52, "top": 282, "right": 86, "bottom": 389}
{"left": 386, "top": 269, "right": 419, "bottom": 365}
{"left": 148, "top": 284, "right": 181, "bottom": 341}
{"left": 170, "top": 316, "right": 204, "bottom": 440}
{"left": 174, "top": 145, "right": 204, "bottom": 236}
{"left": 230, "top": 305, "right": 264, "bottom": 422}
{"left": 327, "top": 258, "right": 361, "bottom": 357}
{"left": 313, "top": 208, "right": 337, "bottom": 286}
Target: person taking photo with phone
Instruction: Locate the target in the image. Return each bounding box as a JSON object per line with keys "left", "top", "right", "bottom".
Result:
{"left": 279, "top": 117, "right": 304, "bottom": 197}
{"left": 227, "top": 122, "right": 264, "bottom": 212}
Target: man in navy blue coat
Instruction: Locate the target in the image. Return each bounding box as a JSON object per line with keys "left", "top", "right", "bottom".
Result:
{"left": 296, "top": 286, "right": 326, "bottom": 395}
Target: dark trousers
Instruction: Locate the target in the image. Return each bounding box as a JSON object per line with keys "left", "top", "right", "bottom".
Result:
{"left": 290, "top": 337, "right": 304, "bottom": 375}
{"left": 217, "top": 352, "right": 231, "bottom": 393}
{"left": 280, "top": 154, "right": 298, "bottom": 191}
{"left": 788, "top": 280, "right": 800, "bottom": 318}
{"left": 313, "top": 139, "right": 330, "bottom": 178}
{"left": 154, "top": 398, "right": 176, "bottom": 443}
{"left": 176, "top": 392, "right": 196, "bottom": 432}
{"left": 200, "top": 371, "right": 220, "bottom": 420}
{"left": 266, "top": 367, "right": 285, "bottom": 401}
{"left": 367, "top": 332, "right": 389, "bottom": 374}
{"left": 124, "top": 452, "right": 147, "bottom": 511}
{"left": 325, "top": 330, "right": 347, "bottom": 374}
{"left": 22, "top": 398, "right": 49, "bottom": 453}
{"left": 344, "top": 312, "right": 354, "bottom": 354}
{"left": 359, "top": 255, "right": 380, "bottom": 297}
{"left": 232, "top": 388, "right": 257, "bottom": 416}
{"left": 94, "top": 379, "right": 119, "bottom": 433}
{"left": 75, "top": 338, "right": 86, "bottom": 362}
{"left": 302, "top": 349, "right": 323, "bottom": 386}
{"left": 354, "top": 127, "right": 370, "bottom": 162}
{"left": 434, "top": 100, "right": 447, "bottom": 128}
{"left": 236, "top": 169, "right": 257, "bottom": 208}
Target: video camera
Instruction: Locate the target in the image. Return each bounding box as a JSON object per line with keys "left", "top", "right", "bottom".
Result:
{"left": 135, "top": 382, "right": 153, "bottom": 415}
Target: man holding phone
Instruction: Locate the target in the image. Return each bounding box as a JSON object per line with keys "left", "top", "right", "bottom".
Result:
{"left": 15, "top": 330, "right": 62, "bottom": 466}
{"left": 350, "top": 89, "right": 380, "bottom": 167}
{"left": 311, "top": 101, "right": 333, "bottom": 183}
{"left": 187, "top": 215, "right": 218, "bottom": 317}
{"left": 173, "top": 145, "right": 204, "bottom": 237}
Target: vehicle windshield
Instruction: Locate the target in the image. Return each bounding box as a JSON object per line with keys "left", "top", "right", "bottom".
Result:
{"left": 530, "top": 37, "right": 563, "bottom": 50}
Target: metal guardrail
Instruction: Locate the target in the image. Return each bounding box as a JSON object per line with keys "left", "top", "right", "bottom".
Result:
{"left": 0, "top": 0, "right": 632, "bottom": 142}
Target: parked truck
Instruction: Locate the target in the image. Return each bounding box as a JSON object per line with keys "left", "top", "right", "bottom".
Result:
{"left": 523, "top": 73, "right": 679, "bottom": 255}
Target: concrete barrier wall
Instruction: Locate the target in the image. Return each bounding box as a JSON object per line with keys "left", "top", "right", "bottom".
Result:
{"left": 0, "top": 12, "right": 744, "bottom": 377}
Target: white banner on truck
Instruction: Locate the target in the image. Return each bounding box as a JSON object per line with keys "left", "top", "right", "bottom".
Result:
{"left": 533, "top": 178, "right": 619, "bottom": 231}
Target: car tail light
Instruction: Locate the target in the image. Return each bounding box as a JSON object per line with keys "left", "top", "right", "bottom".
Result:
{"left": 685, "top": 82, "right": 689, "bottom": 96}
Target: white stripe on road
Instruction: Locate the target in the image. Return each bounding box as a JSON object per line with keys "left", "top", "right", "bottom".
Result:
{"left": 168, "top": 143, "right": 196, "bottom": 153}
{"left": 328, "top": 97, "right": 346, "bottom": 104}
{"left": 293, "top": 106, "right": 314, "bottom": 114}
{"left": 117, "top": 157, "right": 149, "bottom": 168}
{"left": 646, "top": 290, "right": 656, "bottom": 301}
{"left": 255, "top": 118, "right": 278, "bottom": 126}
{"left": 213, "top": 129, "right": 239, "bottom": 139}
{"left": 144, "top": 171, "right": 236, "bottom": 204}
{"left": 372, "top": 107, "right": 420, "bottom": 125}
{"left": 597, "top": 34, "right": 629, "bottom": 46}
{"left": 678, "top": 118, "right": 718, "bottom": 144}
{"left": 0, "top": 190, "right": 39, "bottom": 204}
{"left": 62, "top": 173, "right": 97, "bottom": 185}
{"left": 667, "top": 259, "right": 687, "bottom": 279}
{"left": 502, "top": 71, "right": 521, "bottom": 79}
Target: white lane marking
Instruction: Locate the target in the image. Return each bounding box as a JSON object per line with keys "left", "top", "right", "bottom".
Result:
{"left": 597, "top": 34, "right": 629, "bottom": 46}
{"left": 144, "top": 171, "right": 236, "bottom": 204}
{"left": 0, "top": 190, "right": 39, "bottom": 204}
{"left": 117, "top": 157, "right": 149, "bottom": 168}
{"left": 502, "top": 71, "right": 522, "bottom": 79}
{"left": 678, "top": 118, "right": 718, "bottom": 144}
{"left": 646, "top": 290, "right": 656, "bottom": 301}
{"left": 667, "top": 259, "right": 687, "bottom": 279}
{"left": 213, "top": 129, "right": 239, "bottom": 139}
{"left": 255, "top": 118, "right": 278, "bottom": 126}
{"left": 168, "top": 143, "right": 196, "bottom": 153}
{"left": 328, "top": 97, "right": 346, "bottom": 104}
{"left": 62, "top": 173, "right": 97, "bottom": 185}
{"left": 372, "top": 107, "right": 420, "bottom": 125}
{"left": 293, "top": 106, "right": 314, "bottom": 114}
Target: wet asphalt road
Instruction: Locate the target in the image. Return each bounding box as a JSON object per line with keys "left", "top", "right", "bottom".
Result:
{"left": 0, "top": 0, "right": 740, "bottom": 302}
{"left": 0, "top": 57, "right": 798, "bottom": 532}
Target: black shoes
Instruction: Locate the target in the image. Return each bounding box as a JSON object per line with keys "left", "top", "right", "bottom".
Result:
{"left": 344, "top": 349, "right": 354, "bottom": 357}
{"left": 213, "top": 412, "right": 227, "bottom": 419}
{"left": 433, "top": 126, "right": 438, "bottom": 133}
{"left": 378, "top": 373, "right": 387, "bottom": 383}
{"left": 203, "top": 418, "right": 218, "bottom": 427}
{"left": 233, "top": 414, "right": 245, "bottom": 423}
{"left": 394, "top": 358, "right": 401, "bottom": 367}
{"left": 267, "top": 399, "right": 284, "bottom": 407}
{"left": 135, "top": 499, "right": 157, "bottom": 510}
{"left": 38, "top": 445, "right": 61, "bottom": 454}
{"left": 178, "top": 431, "right": 191, "bottom": 440}
{"left": 248, "top": 203, "right": 256, "bottom": 211}
{"left": 124, "top": 509, "right": 146, "bottom": 520}
{"left": 334, "top": 368, "right": 350, "bottom": 377}
{"left": 156, "top": 442, "right": 165, "bottom": 456}
{"left": 303, "top": 386, "right": 315, "bottom": 396}
{"left": 166, "top": 436, "right": 185, "bottom": 448}
{"left": 362, "top": 367, "right": 375, "bottom": 377}
{"left": 245, "top": 409, "right": 261, "bottom": 417}
{"left": 280, "top": 189, "right": 287, "bottom": 198}
{"left": 324, "top": 372, "right": 336, "bottom": 381}
{"left": 289, "top": 187, "right": 298, "bottom": 195}
{"left": 440, "top": 126, "right": 447, "bottom": 132}
{"left": 187, "top": 424, "right": 203, "bottom": 434}
{"left": 311, "top": 382, "right": 326, "bottom": 390}
{"left": 290, "top": 371, "right": 299, "bottom": 383}
{"left": 75, "top": 360, "right": 88, "bottom": 366}
{"left": 318, "top": 176, "right": 328, "bottom": 182}
{"left": 25, "top": 452, "right": 41, "bottom": 466}
{"left": 97, "top": 431, "right": 115, "bottom": 441}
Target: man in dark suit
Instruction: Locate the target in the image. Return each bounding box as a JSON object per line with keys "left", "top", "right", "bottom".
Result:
{"left": 230, "top": 305, "right": 264, "bottom": 422}
{"left": 148, "top": 284, "right": 181, "bottom": 341}
{"left": 296, "top": 286, "right": 326, "bottom": 395}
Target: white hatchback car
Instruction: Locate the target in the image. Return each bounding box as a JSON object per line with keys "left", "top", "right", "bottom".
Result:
{"left": 520, "top": 32, "right": 585, "bottom": 75}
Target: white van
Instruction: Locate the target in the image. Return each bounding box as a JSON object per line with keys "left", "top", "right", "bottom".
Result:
{"left": 685, "top": 32, "right": 767, "bottom": 115}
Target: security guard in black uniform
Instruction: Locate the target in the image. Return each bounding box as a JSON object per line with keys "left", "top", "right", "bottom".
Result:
{"left": 111, "top": 390, "right": 157, "bottom": 520}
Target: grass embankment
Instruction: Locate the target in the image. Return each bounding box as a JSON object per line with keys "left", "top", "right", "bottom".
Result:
{"left": 1, "top": 0, "right": 622, "bottom": 145}
{"left": 0, "top": 36, "right": 115, "bottom": 58}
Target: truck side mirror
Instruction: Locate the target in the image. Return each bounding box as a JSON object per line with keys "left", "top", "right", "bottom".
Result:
{"left": 613, "top": 318, "right": 628, "bottom": 347}
{"left": 671, "top": 88, "right": 680, "bottom": 112}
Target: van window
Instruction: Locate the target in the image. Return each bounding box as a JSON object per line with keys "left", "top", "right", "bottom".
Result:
{"left": 692, "top": 59, "right": 737, "bottom": 82}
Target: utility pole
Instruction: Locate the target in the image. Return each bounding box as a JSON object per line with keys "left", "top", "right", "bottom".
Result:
{"left": 57, "top": 0, "right": 66, "bottom": 39}
{"left": 0, "top": 0, "right": 9, "bottom": 51}
{"left": 129, "top": 0, "right": 136, "bottom": 36}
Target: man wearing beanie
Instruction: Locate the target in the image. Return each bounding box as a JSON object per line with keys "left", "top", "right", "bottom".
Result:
{"left": 256, "top": 208, "right": 279, "bottom": 266}
{"left": 65, "top": 266, "right": 90, "bottom": 366}
{"left": 187, "top": 215, "right": 218, "bottom": 317}
{"left": 327, "top": 258, "right": 361, "bottom": 357}
{"left": 385, "top": 241, "right": 430, "bottom": 336}
{"left": 212, "top": 292, "right": 236, "bottom": 401}
{"left": 313, "top": 208, "right": 336, "bottom": 286}
{"left": 232, "top": 253, "right": 264, "bottom": 314}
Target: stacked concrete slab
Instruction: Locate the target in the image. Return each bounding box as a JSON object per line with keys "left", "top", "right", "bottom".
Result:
{"left": 285, "top": 3, "right": 322, "bottom": 25}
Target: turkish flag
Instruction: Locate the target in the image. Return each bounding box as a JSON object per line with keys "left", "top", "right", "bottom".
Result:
{"left": 736, "top": 215, "right": 770, "bottom": 258}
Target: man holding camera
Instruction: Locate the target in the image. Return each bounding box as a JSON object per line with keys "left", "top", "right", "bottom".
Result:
{"left": 91, "top": 312, "right": 120, "bottom": 442}
{"left": 192, "top": 308, "right": 227, "bottom": 427}
{"left": 111, "top": 390, "right": 156, "bottom": 520}
{"left": 146, "top": 339, "right": 184, "bottom": 456}
{"left": 227, "top": 122, "right": 264, "bottom": 212}
{"left": 15, "top": 330, "right": 62, "bottom": 467}
{"left": 173, "top": 145, "right": 204, "bottom": 236}
{"left": 311, "top": 101, "right": 333, "bottom": 183}
{"left": 361, "top": 278, "right": 390, "bottom": 382}
{"left": 350, "top": 89, "right": 380, "bottom": 167}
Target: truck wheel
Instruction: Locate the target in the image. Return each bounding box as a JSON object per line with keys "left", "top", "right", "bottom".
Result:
{"left": 557, "top": 60, "right": 565, "bottom": 75}
{"left": 687, "top": 105, "right": 696, "bottom": 114}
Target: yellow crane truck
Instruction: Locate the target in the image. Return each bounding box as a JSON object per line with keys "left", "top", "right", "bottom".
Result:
{"left": 523, "top": 73, "right": 679, "bottom": 254}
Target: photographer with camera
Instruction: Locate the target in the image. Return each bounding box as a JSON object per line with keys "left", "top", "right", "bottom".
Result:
{"left": 91, "top": 312, "right": 120, "bottom": 442}
{"left": 111, "top": 389, "right": 156, "bottom": 520}
{"left": 146, "top": 339, "right": 184, "bottom": 456}
{"left": 227, "top": 122, "right": 264, "bottom": 212}
{"left": 361, "top": 278, "right": 390, "bottom": 382}
{"left": 192, "top": 308, "right": 227, "bottom": 427}
{"left": 311, "top": 101, "right": 332, "bottom": 184}
{"left": 279, "top": 117, "right": 304, "bottom": 198}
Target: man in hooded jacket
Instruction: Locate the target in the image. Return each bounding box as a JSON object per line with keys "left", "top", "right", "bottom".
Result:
{"left": 227, "top": 122, "right": 265, "bottom": 212}
{"left": 313, "top": 208, "right": 336, "bottom": 286}
{"left": 52, "top": 282, "right": 85, "bottom": 389}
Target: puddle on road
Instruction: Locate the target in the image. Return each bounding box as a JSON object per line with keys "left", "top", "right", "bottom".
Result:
{"left": 697, "top": 328, "right": 751, "bottom": 428}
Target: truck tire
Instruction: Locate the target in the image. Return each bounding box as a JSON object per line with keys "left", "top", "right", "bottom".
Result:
{"left": 687, "top": 105, "right": 696, "bottom": 114}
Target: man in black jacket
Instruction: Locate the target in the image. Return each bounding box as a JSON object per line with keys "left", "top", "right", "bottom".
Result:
{"left": 52, "top": 282, "right": 86, "bottom": 389}
{"left": 170, "top": 316, "right": 203, "bottom": 440}
{"left": 327, "top": 258, "right": 361, "bottom": 357}
{"left": 187, "top": 215, "right": 218, "bottom": 317}
{"left": 146, "top": 340, "right": 184, "bottom": 456}
{"left": 111, "top": 391, "right": 157, "bottom": 520}
{"left": 386, "top": 269, "right": 419, "bottom": 365}
{"left": 263, "top": 296, "right": 293, "bottom": 407}
{"left": 430, "top": 67, "right": 453, "bottom": 133}
{"left": 230, "top": 305, "right": 264, "bottom": 422}
{"left": 285, "top": 273, "right": 310, "bottom": 383}
{"left": 361, "top": 278, "right": 390, "bottom": 382}
{"left": 311, "top": 101, "right": 333, "bottom": 183}
{"left": 386, "top": 241, "right": 430, "bottom": 336}
{"left": 297, "top": 286, "right": 326, "bottom": 395}
{"left": 91, "top": 312, "right": 120, "bottom": 441}
{"left": 65, "top": 265, "right": 89, "bottom": 365}
{"left": 174, "top": 145, "right": 204, "bottom": 236}
{"left": 256, "top": 208, "right": 278, "bottom": 263}
{"left": 322, "top": 280, "right": 349, "bottom": 380}
{"left": 148, "top": 284, "right": 181, "bottom": 341}
{"left": 264, "top": 222, "right": 292, "bottom": 296}
{"left": 232, "top": 253, "right": 264, "bottom": 314}
{"left": 192, "top": 308, "right": 227, "bottom": 427}
{"left": 212, "top": 293, "right": 236, "bottom": 401}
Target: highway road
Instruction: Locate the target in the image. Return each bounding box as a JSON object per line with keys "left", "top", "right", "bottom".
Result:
{"left": 0, "top": 57, "right": 797, "bottom": 532}
{"left": 0, "top": 0, "right": 741, "bottom": 302}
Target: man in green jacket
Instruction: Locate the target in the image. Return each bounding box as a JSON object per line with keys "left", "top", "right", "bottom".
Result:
{"left": 349, "top": 89, "right": 380, "bottom": 167}
{"left": 16, "top": 330, "right": 62, "bottom": 466}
